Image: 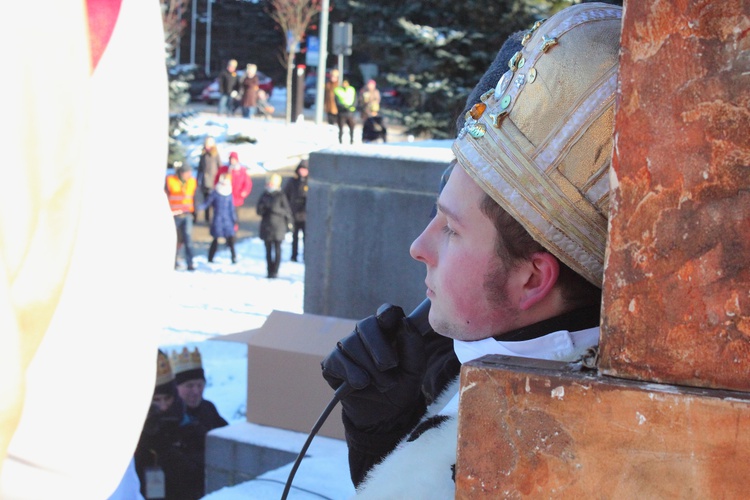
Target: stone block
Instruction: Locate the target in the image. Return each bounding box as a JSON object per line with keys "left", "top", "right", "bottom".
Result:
{"left": 304, "top": 144, "right": 453, "bottom": 319}
{"left": 205, "top": 425, "right": 298, "bottom": 494}
{"left": 455, "top": 355, "right": 750, "bottom": 498}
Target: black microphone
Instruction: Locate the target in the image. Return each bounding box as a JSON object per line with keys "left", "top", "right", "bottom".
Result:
{"left": 281, "top": 299, "right": 432, "bottom": 499}
{"left": 335, "top": 298, "right": 431, "bottom": 400}
{"left": 376, "top": 297, "right": 432, "bottom": 335}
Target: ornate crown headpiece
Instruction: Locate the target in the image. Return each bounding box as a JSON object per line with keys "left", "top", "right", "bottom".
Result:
{"left": 170, "top": 346, "right": 205, "bottom": 384}
{"left": 156, "top": 350, "right": 175, "bottom": 388}
{"left": 453, "top": 3, "right": 622, "bottom": 287}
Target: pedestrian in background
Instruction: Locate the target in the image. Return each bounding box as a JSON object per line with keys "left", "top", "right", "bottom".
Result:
{"left": 334, "top": 79, "right": 357, "bottom": 144}
{"left": 165, "top": 162, "right": 197, "bottom": 271}
{"left": 217, "top": 59, "right": 239, "bottom": 116}
{"left": 283, "top": 159, "right": 309, "bottom": 262}
{"left": 196, "top": 136, "right": 221, "bottom": 222}
{"left": 240, "top": 63, "right": 259, "bottom": 119}
{"left": 215, "top": 151, "right": 253, "bottom": 209}
{"left": 323, "top": 69, "right": 340, "bottom": 125}
{"left": 197, "top": 173, "right": 238, "bottom": 263}
{"left": 256, "top": 173, "right": 293, "bottom": 278}
{"left": 358, "top": 79, "right": 381, "bottom": 120}
{"left": 169, "top": 347, "right": 228, "bottom": 499}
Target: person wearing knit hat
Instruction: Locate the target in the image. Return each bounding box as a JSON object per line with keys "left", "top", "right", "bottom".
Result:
{"left": 283, "top": 159, "right": 309, "bottom": 262}
{"left": 196, "top": 173, "right": 239, "bottom": 264}
{"left": 322, "top": 4, "right": 622, "bottom": 496}
{"left": 171, "top": 346, "right": 227, "bottom": 423}
{"left": 213, "top": 150, "right": 253, "bottom": 209}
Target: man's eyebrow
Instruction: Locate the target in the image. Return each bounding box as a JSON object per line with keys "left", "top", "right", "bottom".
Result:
{"left": 435, "top": 200, "right": 462, "bottom": 224}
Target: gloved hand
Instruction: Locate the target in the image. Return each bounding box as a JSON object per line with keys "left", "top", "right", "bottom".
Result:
{"left": 321, "top": 304, "right": 427, "bottom": 431}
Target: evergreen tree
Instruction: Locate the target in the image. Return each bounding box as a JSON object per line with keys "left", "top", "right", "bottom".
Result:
{"left": 332, "top": 0, "right": 574, "bottom": 138}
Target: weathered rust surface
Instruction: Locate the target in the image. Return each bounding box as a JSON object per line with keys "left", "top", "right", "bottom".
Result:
{"left": 600, "top": 1, "right": 750, "bottom": 390}
{"left": 455, "top": 356, "right": 750, "bottom": 498}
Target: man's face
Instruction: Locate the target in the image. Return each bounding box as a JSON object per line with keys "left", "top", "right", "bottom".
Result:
{"left": 177, "top": 378, "right": 205, "bottom": 409}
{"left": 410, "top": 165, "right": 523, "bottom": 341}
{"left": 152, "top": 393, "right": 174, "bottom": 413}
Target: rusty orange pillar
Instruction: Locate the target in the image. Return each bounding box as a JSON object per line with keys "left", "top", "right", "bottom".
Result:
{"left": 455, "top": 2, "right": 750, "bottom": 497}
{"left": 598, "top": 0, "right": 750, "bottom": 391}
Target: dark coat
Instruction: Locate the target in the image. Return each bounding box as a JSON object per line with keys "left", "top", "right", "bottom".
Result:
{"left": 256, "top": 189, "right": 292, "bottom": 242}
{"left": 134, "top": 398, "right": 204, "bottom": 500}
{"left": 198, "top": 190, "right": 237, "bottom": 238}
{"left": 283, "top": 175, "right": 308, "bottom": 223}
{"left": 197, "top": 151, "right": 221, "bottom": 191}
{"left": 218, "top": 68, "right": 239, "bottom": 96}
{"left": 186, "top": 399, "right": 229, "bottom": 430}
{"left": 241, "top": 75, "right": 259, "bottom": 107}
{"left": 362, "top": 116, "right": 387, "bottom": 143}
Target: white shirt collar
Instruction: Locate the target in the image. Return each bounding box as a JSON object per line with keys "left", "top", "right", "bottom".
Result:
{"left": 440, "top": 327, "right": 600, "bottom": 416}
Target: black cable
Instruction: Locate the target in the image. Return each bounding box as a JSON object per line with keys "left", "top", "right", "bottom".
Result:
{"left": 252, "top": 477, "right": 334, "bottom": 499}
{"left": 280, "top": 383, "right": 352, "bottom": 500}
{"left": 280, "top": 299, "right": 431, "bottom": 499}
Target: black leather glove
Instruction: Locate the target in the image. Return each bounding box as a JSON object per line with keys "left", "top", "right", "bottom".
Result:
{"left": 321, "top": 304, "right": 427, "bottom": 431}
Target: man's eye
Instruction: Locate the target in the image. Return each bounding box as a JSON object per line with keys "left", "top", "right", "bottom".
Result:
{"left": 441, "top": 225, "right": 457, "bottom": 237}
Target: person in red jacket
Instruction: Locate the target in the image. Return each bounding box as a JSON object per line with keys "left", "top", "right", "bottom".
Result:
{"left": 165, "top": 162, "right": 197, "bottom": 271}
{"left": 214, "top": 151, "right": 253, "bottom": 208}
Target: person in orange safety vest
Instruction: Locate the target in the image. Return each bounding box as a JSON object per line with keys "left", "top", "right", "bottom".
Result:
{"left": 165, "top": 162, "right": 197, "bottom": 271}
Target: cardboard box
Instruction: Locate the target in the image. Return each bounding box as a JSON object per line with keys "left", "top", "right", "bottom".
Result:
{"left": 215, "top": 310, "right": 356, "bottom": 440}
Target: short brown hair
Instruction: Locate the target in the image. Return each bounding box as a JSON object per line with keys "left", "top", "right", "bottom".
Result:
{"left": 480, "top": 193, "right": 601, "bottom": 309}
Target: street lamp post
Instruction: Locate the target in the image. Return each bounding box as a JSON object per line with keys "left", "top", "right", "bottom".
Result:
{"left": 190, "top": 0, "right": 197, "bottom": 65}
{"left": 314, "top": 0, "right": 330, "bottom": 124}
{"left": 205, "top": 0, "right": 212, "bottom": 76}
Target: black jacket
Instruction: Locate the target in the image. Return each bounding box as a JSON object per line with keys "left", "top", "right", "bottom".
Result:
{"left": 283, "top": 176, "right": 308, "bottom": 223}
{"left": 218, "top": 68, "right": 239, "bottom": 96}
{"left": 134, "top": 398, "right": 228, "bottom": 500}
{"left": 257, "top": 189, "right": 293, "bottom": 242}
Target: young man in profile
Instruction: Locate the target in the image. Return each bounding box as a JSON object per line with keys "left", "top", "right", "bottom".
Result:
{"left": 322, "top": 3, "right": 623, "bottom": 497}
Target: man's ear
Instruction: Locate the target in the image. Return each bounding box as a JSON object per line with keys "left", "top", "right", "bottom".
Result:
{"left": 518, "top": 252, "right": 560, "bottom": 310}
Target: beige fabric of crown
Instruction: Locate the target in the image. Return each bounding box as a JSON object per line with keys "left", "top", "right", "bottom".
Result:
{"left": 156, "top": 350, "right": 175, "bottom": 387}
{"left": 171, "top": 346, "right": 202, "bottom": 373}
{"left": 452, "top": 2, "right": 622, "bottom": 287}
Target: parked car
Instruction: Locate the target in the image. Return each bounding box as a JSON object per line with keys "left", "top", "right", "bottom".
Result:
{"left": 200, "top": 70, "right": 274, "bottom": 104}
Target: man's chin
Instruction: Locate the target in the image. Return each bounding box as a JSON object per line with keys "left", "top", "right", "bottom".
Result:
{"left": 428, "top": 308, "right": 454, "bottom": 338}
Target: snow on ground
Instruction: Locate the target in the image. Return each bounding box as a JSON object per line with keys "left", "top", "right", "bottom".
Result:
{"left": 161, "top": 91, "right": 357, "bottom": 498}
{"left": 159, "top": 89, "right": 453, "bottom": 497}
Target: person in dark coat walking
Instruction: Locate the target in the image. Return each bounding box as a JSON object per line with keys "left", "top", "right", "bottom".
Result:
{"left": 240, "top": 63, "right": 259, "bottom": 119}
{"left": 256, "top": 173, "right": 292, "bottom": 278}
{"left": 217, "top": 59, "right": 239, "bottom": 116}
{"left": 283, "top": 159, "right": 309, "bottom": 262}
{"left": 196, "top": 173, "right": 238, "bottom": 263}
{"left": 196, "top": 136, "right": 221, "bottom": 222}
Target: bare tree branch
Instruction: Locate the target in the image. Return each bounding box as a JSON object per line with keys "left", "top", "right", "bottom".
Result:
{"left": 162, "top": 0, "right": 188, "bottom": 55}
{"left": 268, "top": 0, "right": 322, "bottom": 123}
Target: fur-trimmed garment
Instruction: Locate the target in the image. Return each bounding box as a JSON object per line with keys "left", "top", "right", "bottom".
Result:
{"left": 355, "top": 378, "right": 460, "bottom": 499}
{"left": 349, "top": 318, "right": 600, "bottom": 499}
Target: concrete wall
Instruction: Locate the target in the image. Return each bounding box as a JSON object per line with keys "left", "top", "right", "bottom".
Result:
{"left": 304, "top": 142, "right": 454, "bottom": 320}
